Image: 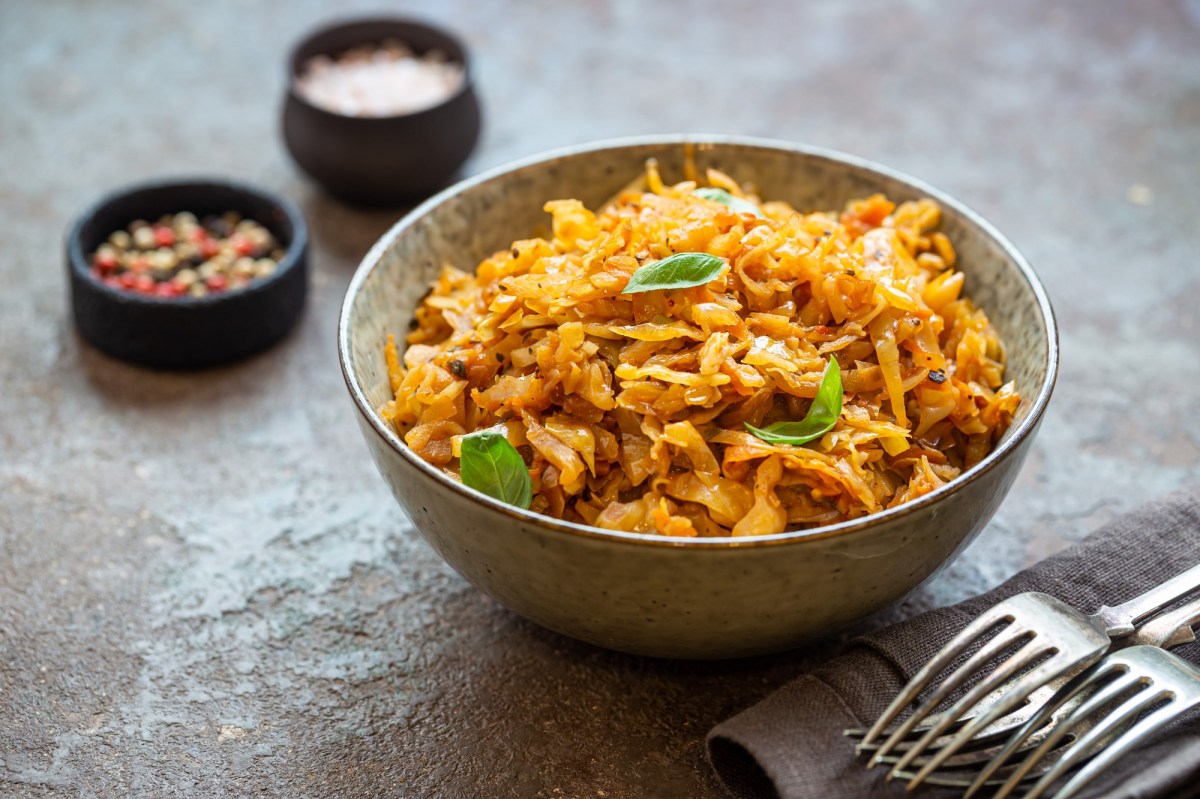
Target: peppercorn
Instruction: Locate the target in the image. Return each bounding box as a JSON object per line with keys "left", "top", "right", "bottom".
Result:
{"left": 207, "top": 217, "right": 232, "bottom": 238}
{"left": 94, "top": 248, "right": 119, "bottom": 272}
{"left": 153, "top": 226, "right": 175, "bottom": 248}
{"left": 233, "top": 257, "right": 256, "bottom": 279}
{"left": 132, "top": 226, "right": 156, "bottom": 250}
{"left": 230, "top": 233, "right": 257, "bottom": 257}
{"left": 88, "top": 211, "right": 285, "bottom": 299}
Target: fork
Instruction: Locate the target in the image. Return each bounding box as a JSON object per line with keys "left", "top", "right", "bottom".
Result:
{"left": 856, "top": 562, "right": 1200, "bottom": 787}
{"left": 876, "top": 590, "right": 1200, "bottom": 788}
{"left": 962, "top": 645, "right": 1200, "bottom": 799}
{"left": 960, "top": 597, "right": 1200, "bottom": 796}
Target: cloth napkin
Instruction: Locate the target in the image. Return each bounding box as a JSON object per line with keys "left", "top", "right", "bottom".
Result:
{"left": 708, "top": 487, "right": 1200, "bottom": 799}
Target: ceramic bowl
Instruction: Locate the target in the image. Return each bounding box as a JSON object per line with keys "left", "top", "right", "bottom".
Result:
{"left": 67, "top": 177, "right": 309, "bottom": 369}
{"left": 282, "top": 17, "right": 482, "bottom": 206}
{"left": 338, "top": 136, "right": 1058, "bottom": 659}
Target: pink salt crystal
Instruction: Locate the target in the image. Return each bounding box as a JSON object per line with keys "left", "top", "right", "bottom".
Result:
{"left": 296, "top": 43, "right": 464, "bottom": 118}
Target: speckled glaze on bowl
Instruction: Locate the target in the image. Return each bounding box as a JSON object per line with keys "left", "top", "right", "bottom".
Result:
{"left": 339, "top": 136, "right": 1058, "bottom": 659}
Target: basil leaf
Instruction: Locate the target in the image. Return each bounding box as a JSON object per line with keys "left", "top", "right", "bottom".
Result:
{"left": 693, "top": 187, "right": 765, "bottom": 218}
{"left": 622, "top": 252, "right": 725, "bottom": 294}
{"left": 459, "top": 430, "right": 533, "bottom": 509}
{"left": 745, "top": 358, "right": 843, "bottom": 446}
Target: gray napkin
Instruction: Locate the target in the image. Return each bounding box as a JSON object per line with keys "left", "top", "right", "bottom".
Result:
{"left": 708, "top": 487, "right": 1200, "bottom": 799}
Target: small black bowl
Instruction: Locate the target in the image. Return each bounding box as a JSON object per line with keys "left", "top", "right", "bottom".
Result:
{"left": 282, "top": 17, "right": 482, "bottom": 207}
{"left": 67, "top": 178, "right": 309, "bottom": 369}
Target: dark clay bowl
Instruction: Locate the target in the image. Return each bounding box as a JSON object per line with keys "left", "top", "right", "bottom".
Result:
{"left": 282, "top": 17, "right": 482, "bottom": 207}
{"left": 67, "top": 178, "right": 309, "bottom": 369}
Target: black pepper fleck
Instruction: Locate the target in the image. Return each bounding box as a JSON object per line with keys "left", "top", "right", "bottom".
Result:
{"left": 449, "top": 359, "right": 467, "bottom": 378}
{"left": 929, "top": 370, "right": 947, "bottom": 384}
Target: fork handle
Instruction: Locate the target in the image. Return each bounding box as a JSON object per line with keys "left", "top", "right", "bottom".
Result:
{"left": 1095, "top": 561, "right": 1200, "bottom": 637}
{"left": 1129, "top": 591, "right": 1200, "bottom": 649}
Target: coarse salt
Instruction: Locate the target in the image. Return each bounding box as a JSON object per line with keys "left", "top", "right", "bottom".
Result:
{"left": 296, "top": 40, "right": 464, "bottom": 118}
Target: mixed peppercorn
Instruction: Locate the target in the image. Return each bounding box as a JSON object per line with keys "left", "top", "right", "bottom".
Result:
{"left": 90, "top": 212, "right": 285, "bottom": 298}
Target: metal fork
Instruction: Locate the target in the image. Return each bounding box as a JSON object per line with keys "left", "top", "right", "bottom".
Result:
{"left": 876, "top": 591, "right": 1200, "bottom": 789}
{"left": 963, "top": 645, "right": 1200, "bottom": 799}
{"left": 856, "top": 562, "right": 1200, "bottom": 788}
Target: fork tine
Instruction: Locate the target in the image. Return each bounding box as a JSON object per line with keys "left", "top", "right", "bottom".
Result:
{"left": 859, "top": 610, "right": 1013, "bottom": 747}
{"left": 853, "top": 678, "right": 1063, "bottom": 757}
{"left": 902, "top": 643, "right": 1070, "bottom": 782}
{"left": 1017, "top": 688, "right": 1170, "bottom": 799}
{"left": 904, "top": 684, "right": 1084, "bottom": 776}
{"left": 888, "top": 638, "right": 1048, "bottom": 779}
{"left": 970, "top": 661, "right": 1135, "bottom": 799}
{"left": 884, "top": 696, "right": 1074, "bottom": 774}
{"left": 1048, "top": 702, "right": 1189, "bottom": 799}
{"left": 893, "top": 756, "right": 1035, "bottom": 789}
{"left": 865, "top": 621, "right": 1027, "bottom": 763}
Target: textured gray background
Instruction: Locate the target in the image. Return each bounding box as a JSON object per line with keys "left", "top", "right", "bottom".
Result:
{"left": 2, "top": 1, "right": 1199, "bottom": 797}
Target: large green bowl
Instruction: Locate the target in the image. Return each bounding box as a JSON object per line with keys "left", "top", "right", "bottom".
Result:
{"left": 338, "top": 136, "right": 1057, "bottom": 659}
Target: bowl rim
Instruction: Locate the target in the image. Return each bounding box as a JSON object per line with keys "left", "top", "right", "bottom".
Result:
{"left": 338, "top": 134, "right": 1059, "bottom": 549}
{"left": 66, "top": 175, "right": 309, "bottom": 307}
{"left": 284, "top": 15, "right": 474, "bottom": 123}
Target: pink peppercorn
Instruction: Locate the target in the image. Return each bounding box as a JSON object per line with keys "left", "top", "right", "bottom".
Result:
{"left": 94, "top": 250, "right": 119, "bottom": 272}
{"left": 230, "top": 234, "right": 256, "bottom": 257}
{"left": 90, "top": 211, "right": 281, "bottom": 299}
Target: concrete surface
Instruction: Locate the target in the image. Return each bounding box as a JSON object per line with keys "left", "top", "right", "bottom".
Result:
{"left": 2, "top": 1, "right": 1199, "bottom": 796}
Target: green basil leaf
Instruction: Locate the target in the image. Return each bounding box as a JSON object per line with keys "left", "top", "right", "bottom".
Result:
{"left": 459, "top": 430, "right": 533, "bottom": 509}
{"left": 622, "top": 252, "right": 726, "bottom": 294}
{"left": 744, "top": 358, "right": 843, "bottom": 446}
{"left": 693, "top": 187, "right": 765, "bottom": 218}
